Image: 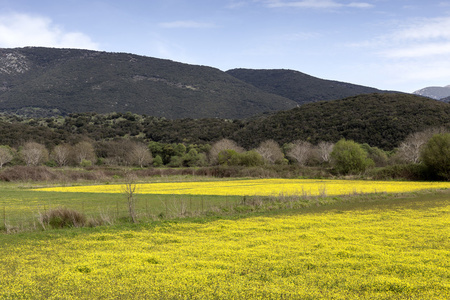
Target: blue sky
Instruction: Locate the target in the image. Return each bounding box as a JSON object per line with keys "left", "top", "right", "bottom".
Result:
{"left": 1, "top": 0, "right": 450, "bottom": 93}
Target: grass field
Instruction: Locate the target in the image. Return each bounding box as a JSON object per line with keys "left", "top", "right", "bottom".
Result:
{"left": 0, "top": 188, "right": 449, "bottom": 299}
{"left": 3, "top": 178, "right": 450, "bottom": 228}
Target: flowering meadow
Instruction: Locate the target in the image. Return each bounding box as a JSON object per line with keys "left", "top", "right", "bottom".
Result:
{"left": 1, "top": 192, "right": 449, "bottom": 299}
{"left": 36, "top": 178, "right": 450, "bottom": 196}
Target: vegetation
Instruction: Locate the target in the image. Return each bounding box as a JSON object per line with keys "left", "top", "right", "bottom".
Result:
{"left": 226, "top": 68, "right": 388, "bottom": 105}
{"left": 0, "top": 47, "right": 296, "bottom": 119}
{"left": 1, "top": 188, "right": 449, "bottom": 299}
{"left": 330, "top": 139, "right": 374, "bottom": 175}
{"left": 420, "top": 133, "right": 450, "bottom": 180}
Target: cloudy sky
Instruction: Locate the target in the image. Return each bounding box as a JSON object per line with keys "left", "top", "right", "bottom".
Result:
{"left": 0, "top": 0, "right": 449, "bottom": 93}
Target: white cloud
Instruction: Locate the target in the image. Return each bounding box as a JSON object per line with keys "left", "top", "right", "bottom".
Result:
{"left": 158, "top": 21, "right": 215, "bottom": 29}
{"left": 392, "top": 17, "right": 450, "bottom": 41}
{"left": 382, "top": 42, "right": 450, "bottom": 58}
{"left": 264, "top": 0, "right": 373, "bottom": 9}
{"left": 0, "top": 13, "right": 99, "bottom": 49}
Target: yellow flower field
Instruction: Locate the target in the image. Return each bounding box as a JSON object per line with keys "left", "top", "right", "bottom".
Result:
{"left": 36, "top": 178, "right": 450, "bottom": 196}
{"left": 1, "top": 195, "right": 449, "bottom": 299}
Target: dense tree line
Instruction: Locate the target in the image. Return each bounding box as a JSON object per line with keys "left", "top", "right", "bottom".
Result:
{"left": 1, "top": 94, "right": 449, "bottom": 151}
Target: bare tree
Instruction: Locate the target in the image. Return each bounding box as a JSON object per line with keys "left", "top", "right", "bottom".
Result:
{"left": 0, "top": 146, "right": 14, "bottom": 168}
{"left": 122, "top": 174, "right": 138, "bottom": 223}
{"left": 21, "top": 142, "right": 49, "bottom": 166}
{"left": 52, "top": 144, "right": 72, "bottom": 167}
{"left": 287, "top": 140, "right": 312, "bottom": 166}
{"left": 73, "top": 141, "right": 96, "bottom": 165}
{"left": 397, "top": 128, "right": 448, "bottom": 163}
{"left": 255, "top": 140, "right": 284, "bottom": 164}
{"left": 128, "top": 142, "right": 153, "bottom": 168}
{"left": 317, "top": 141, "right": 334, "bottom": 163}
{"left": 208, "top": 139, "right": 243, "bottom": 165}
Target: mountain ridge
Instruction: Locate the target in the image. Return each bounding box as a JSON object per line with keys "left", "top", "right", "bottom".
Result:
{"left": 413, "top": 85, "right": 450, "bottom": 100}
{"left": 226, "top": 68, "right": 392, "bottom": 105}
{"left": 1, "top": 47, "right": 399, "bottom": 119}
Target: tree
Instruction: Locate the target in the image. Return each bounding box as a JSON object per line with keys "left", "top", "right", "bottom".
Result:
{"left": 317, "top": 141, "right": 334, "bottom": 163}
{"left": 52, "top": 144, "right": 72, "bottom": 167}
{"left": 255, "top": 140, "right": 284, "bottom": 164}
{"left": 287, "top": 140, "right": 312, "bottom": 166}
{"left": 152, "top": 155, "right": 163, "bottom": 167}
{"left": 420, "top": 133, "right": 450, "bottom": 180}
{"left": 128, "top": 142, "right": 153, "bottom": 168}
{"left": 396, "top": 128, "right": 447, "bottom": 163}
{"left": 73, "top": 141, "right": 96, "bottom": 165}
{"left": 0, "top": 145, "right": 14, "bottom": 168}
{"left": 330, "top": 139, "right": 374, "bottom": 175}
{"left": 209, "top": 139, "right": 243, "bottom": 165}
{"left": 361, "top": 143, "right": 388, "bottom": 167}
{"left": 21, "top": 142, "right": 49, "bottom": 166}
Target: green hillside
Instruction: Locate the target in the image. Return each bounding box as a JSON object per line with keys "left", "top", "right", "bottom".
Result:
{"left": 0, "top": 47, "right": 297, "bottom": 119}
{"left": 226, "top": 68, "right": 392, "bottom": 105}
{"left": 1, "top": 93, "right": 448, "bottom": 151}
{"left": 231, "top": 93, "right": 450, "bottom": 150}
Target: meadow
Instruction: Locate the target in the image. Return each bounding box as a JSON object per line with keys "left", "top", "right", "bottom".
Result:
{"left": 1, "top": 178, "right": 449, "bottom": 299}
{"left": 3, "top": 178, "right": 450, "bottom": 227}
{"left": 0, "top": 189, "right": 449, "bottom": 299}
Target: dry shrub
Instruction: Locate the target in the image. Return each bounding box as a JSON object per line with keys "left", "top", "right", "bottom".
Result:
{"left": 40, "top": 207, "right": 86, "bottom": 229}
{"left": 0, "top": 166, "right": 60, "bottom": 181}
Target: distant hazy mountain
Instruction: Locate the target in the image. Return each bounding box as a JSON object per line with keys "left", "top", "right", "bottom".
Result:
{"left": 0, "top": 47, "right": 296, "bottom": 119}
{"left": 413, "top": 85, "right": 450, "bottom": 100}
{"left": 226, "top": 68, "right": 393, "bottom": 105}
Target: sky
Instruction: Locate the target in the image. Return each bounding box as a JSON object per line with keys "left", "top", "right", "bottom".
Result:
{"left": 1, "top": 0, "right": 450, "bottom": 93}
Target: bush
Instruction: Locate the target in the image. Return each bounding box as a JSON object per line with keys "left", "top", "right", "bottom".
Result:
{"left": 331, "top": 139, "right": 374, "bottom": 175}
{"left": 40, "top": 207, "right": 86, "bottom": 229}
{"left": 420, "top": 133, "right": 450, "bottom": 180}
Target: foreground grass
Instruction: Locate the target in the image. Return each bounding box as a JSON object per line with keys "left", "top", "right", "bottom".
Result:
{"left": 0, "top": 191, "right": 449, "bottom": 299}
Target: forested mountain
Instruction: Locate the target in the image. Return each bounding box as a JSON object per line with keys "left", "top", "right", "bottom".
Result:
{"left": 1, "top": 93, "right": 448, "bottom": 151}
{"left": 0, "top": 47, "right": 296, "bottom": 119}
{"left": 226, "top": 68, "right": 392, "bottom": 105}
{"left": 231, "top": 93, "right": 450, "bottom": 150}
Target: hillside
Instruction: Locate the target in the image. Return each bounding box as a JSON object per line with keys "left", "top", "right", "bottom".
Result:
{"left": 230, "top": 93, "right": 450, "bottom": 150}
{"left": 0, "top": 47, "right": 297, "bottom": 119}
{"left": 1, "top": 93, "right": 449, "bottom": 151}
{"left": 226, "top": 68, "right": 392, "bottom": 105}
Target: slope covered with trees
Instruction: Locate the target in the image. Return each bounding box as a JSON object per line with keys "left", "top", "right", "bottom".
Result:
{"left": 0, "top": 93, "right": 448, "bottom": 152}
{"left": 230, "top": 93, "right": 450, "bottom": 150}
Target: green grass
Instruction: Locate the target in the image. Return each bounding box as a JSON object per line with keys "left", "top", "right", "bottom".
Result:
{"left": 0, "top": 188, "right": 449, "bottom": 299}
{"left": 0, "top": 181, "right": 243, "bottom": 229}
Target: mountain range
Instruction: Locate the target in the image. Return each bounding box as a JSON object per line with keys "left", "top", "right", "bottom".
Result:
{"left": 1, "top": 47, "right": 394, "bottom": 119}
{"left": 413, "top": 85, "right": 450, "bottom": 101}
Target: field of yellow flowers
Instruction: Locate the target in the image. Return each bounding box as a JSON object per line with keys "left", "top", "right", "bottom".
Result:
{"left": 36, "top": 178, "right": 450, "bottom": 196}
{"left": 1, "top": 191, "right": 449, "bottom": 299}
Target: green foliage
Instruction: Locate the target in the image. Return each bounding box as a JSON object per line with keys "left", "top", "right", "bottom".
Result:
{"left": 361, "top": 144, "right": 389, "bottom": 167}
{"left": 152, "top": 155, "right": 163, "bottom": 167}
{"left": 331, "top": 139, "right": 374, "bottom": 175}
{"left": 231, "top": 93, "right": 450, "bottom": 150}
{"left": 80, "top": 160, "right": 92, "bottom": 168}
{"left": 227, "top": 68, "right": 385, "bottom": 105}
{"left": 420, "top": 133, "right": 450, "bottom": 180}
{"left": 218, "top": 150, "right": 265, "bottom": 167}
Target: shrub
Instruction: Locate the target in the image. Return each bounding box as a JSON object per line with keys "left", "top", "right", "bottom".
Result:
{"left": 331, "top": 139, "right": 374, "bottom": 175}
{"left": 420, "top": 133, "right": 450, "bottom": 180}
{"left": 40, "top": 207, "right": 86, "bottom": 229}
